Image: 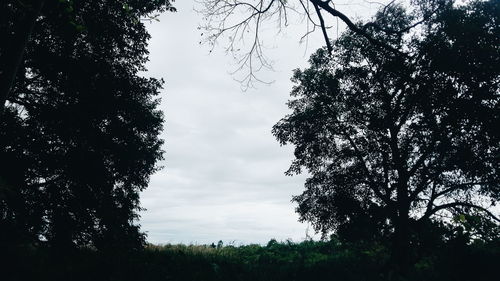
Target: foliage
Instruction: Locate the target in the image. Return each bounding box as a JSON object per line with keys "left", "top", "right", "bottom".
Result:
{"left": 0, "top": 0, "right": 176, "bottom": 115}
{"left": 272, "top": 0, "right": 499, "bottom": 270}
{"left": 2, "top": 239, "right": 499, "bottom": 281}
{"left": 0, "top": 0, "right": 174, "bottom": 249}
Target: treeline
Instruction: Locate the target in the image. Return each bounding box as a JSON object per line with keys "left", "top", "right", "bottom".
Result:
{"left": 3, "top": 238, "right": 499, "bottom": 281}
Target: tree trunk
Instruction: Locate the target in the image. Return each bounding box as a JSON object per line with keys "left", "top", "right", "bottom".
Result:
{"left": 392, "top": 211, "right": 411, "bottom": 279}
{"left": 0, "top": 0, "right": 44, "bottom": 120}
{"left": 391, "top": 178, "right": 411, "bottom": 279}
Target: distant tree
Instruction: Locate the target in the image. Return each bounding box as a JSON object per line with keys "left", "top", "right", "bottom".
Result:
{"left": 0, "top": 0, "right": 174, "bottom": 249}
{"left": 273, "top": 0, "right": 499, "bottom": 275}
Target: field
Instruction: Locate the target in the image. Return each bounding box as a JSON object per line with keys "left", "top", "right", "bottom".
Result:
{"left": 4, "top": 238, "right": 498, "bottom": 281}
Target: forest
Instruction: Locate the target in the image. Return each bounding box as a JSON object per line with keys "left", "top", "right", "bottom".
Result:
{"left": 1, "top": 0, "right": 499, "bottom": 280}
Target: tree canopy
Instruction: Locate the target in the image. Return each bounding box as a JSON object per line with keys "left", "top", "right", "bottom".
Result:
{"left": 0, "top": 0, "right": 174, "bottom": 249}
{"left": 273, "top": 0, "right": 499, "bottom": 273}
{"left": 0, "top": 0, "right": 176, "bottom": 117}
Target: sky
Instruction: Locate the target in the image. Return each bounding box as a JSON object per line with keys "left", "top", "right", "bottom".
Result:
{"left": 139, "top": 0, "right": 390, "bottom": 245}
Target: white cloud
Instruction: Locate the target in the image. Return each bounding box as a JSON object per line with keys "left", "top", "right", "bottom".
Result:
{"left": 139, "top": 0, "right": 389, "bottom": 245}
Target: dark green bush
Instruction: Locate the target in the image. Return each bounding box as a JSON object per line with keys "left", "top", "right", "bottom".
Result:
{"left": 2, "top": 238, "right": 498, "bottom": 281}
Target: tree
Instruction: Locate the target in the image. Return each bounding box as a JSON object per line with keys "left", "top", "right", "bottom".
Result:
{"left": 272, "top": 0, "right": 499, "bottom": 276}
{"left": 198, "top": 0, "right": 443, "bottom": 88}
{"left": 0, "top": 0, "right": 176, "bottom": 118}
{"left": 0, "top": 0, "right": 174, "bottom": 249}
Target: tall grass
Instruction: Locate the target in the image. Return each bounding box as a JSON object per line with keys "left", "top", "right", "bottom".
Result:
{"left": 2, "top": 238, "right": 498, "bottom": 281}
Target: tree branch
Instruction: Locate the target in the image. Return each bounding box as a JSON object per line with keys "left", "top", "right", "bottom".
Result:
{"left": 339, "top": 125, "right": 392, "bottom": 205}
{"left": 421, "top": 202, "right": 500, "bottom": 223}
{"left": 0, "top": 0, "right": 45, "bottom": 119}
{"left": 312, "top": 2, "right": 333, "bottom": 54}
{"left": 310, "top": 0, "right": 403, "bottom": 56}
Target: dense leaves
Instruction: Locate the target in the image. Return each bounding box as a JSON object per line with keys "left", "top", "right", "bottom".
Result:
{"left": 0, "top": 0, "right": 174, "bottom": 249}
{"left": 273, "top": 0, "right": 499, "bottom": 270}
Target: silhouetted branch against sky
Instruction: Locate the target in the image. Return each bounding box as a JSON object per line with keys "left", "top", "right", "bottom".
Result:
{"left": 197, "top": 0, "right": 432, "bottom": 89}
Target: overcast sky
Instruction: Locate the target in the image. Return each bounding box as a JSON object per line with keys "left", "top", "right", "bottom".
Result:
{"left": 139, "top": 0, "right": 390, "bottom": 245}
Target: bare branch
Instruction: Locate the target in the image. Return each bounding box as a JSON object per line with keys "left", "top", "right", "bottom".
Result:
{"left": 198, "top": 0, "right": 405, "bottom": 88}
{"left": 312, "top": 2, "right": 333, "bottom": 53}
{"left": 310, "top": 0, "right": 403, "bottom": 56}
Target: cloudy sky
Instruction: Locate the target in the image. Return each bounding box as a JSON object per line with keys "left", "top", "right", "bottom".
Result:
{"left": 139, "top": 0, "right": 389, "bottom": 245}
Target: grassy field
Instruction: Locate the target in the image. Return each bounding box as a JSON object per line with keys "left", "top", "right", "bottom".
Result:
{"left": 3, "top": 238, "right": 499, "bottom": 281}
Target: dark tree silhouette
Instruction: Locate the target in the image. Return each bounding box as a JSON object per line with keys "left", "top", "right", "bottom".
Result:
{"left": 0, "top": 0, "right": 174, "bottom": 249}
{"left": 273, "top": 0, "right": 499, "bottom": 276}
{"left": 0, "top": 0, "right": 176, "bottom": 118}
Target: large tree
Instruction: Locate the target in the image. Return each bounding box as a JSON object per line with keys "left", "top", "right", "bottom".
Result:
{"left": 0, "top": 0, "right": 174, "bottom": 249}
{"left": 273, "top": 0, "right": 499, "bottom": 275}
